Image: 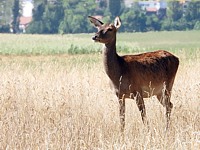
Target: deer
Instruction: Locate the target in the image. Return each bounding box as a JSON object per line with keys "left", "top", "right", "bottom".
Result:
{"left": 88, "top": 16, "right": 179, "bottom": 132}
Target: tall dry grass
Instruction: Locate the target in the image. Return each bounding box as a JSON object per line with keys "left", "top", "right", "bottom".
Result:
{"left": 0, "top": 54, "right": 199, "bottom": 149}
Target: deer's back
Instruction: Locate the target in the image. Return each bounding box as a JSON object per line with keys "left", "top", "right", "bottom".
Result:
{"left": 119, "top": 50, "right": 179, "bottom": 94}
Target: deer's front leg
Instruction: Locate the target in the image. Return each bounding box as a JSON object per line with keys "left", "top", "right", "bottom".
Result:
{"left": 119, "top": 95, "right": 125, "bottom": 132}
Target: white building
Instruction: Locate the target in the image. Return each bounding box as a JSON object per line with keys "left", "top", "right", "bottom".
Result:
{"left": 22, "top": 0, "right": 34, "bottom": 17}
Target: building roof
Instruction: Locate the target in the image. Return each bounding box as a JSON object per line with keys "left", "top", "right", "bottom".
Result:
{"left": 19, "top": 16, "right": 32, "bottom": 25}
{"left": 146, "top": 7, "right": 158, "bottom": 12}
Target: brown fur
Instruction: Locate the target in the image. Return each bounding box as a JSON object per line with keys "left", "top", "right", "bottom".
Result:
{"left": 89, "top": 16, "right": 179, "bottom": 132}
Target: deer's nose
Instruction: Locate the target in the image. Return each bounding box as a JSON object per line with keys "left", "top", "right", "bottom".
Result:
{"left": 92, "top": 36, "right": 97, "bottom": 40}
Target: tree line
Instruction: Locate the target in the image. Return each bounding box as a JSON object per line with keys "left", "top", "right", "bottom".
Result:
{"left": 1, "top": 0, "right": 200, "bottom": 33}
{"left": 121, "top": 1, "right": 200, "bottom": 32}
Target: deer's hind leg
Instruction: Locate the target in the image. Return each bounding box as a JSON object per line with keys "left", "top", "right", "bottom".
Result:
{"left": 135, "top": 91, "right": 147, "bottom": 125}
{"left": 157, "top": 84, "right": 173, "bottom": 130}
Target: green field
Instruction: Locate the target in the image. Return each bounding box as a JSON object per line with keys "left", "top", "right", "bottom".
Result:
{"left": 0, "top": 30, "right": 200, "bottom": 56}
{"left": 0, "top": 31, "right": 199, "bottom": 149}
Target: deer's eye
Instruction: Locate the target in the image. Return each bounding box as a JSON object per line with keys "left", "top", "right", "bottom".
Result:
{"left": 103, "top": 28, "right": 112, "bottom": 34}
{"left": 100, "top": 30, "right": 104, "bottom": 34}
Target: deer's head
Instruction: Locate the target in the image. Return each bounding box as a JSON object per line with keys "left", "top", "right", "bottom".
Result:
{"left": 88, "top": 16, "right": 121, "bottom": 44}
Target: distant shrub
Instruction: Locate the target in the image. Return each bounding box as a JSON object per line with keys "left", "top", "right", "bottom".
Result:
{"left": 0, "top": 25, "right": 10, "bottom": 33}
{"left": 68, "top": 44, "right": 100, "bottom": 55}
{"left": 193, "top": 21, "right": 200, "bottom": 30}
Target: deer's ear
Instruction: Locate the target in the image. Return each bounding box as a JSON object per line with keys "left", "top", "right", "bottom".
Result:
{"left": 88, "top": 16, "right": 104, "bottom": 28}
{"left": 114, "top": 16, "right": 121, "bottom": 30}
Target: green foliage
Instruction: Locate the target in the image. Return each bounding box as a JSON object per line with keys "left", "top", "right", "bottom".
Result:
{"left": 194, "top": 21, "right": 200, "bottom": 30}
{"left": 2, "top": 0, "right": 200, "bottom": 34}
{"left": 68, "top": 44, "right": 100, "bottom": 55}
{"left": 28, "top": 0, "right": 98, "bottom": 34}
{"left": 121, "top": 5, "right": 146, "bottom": 32}
{"left": 184, "top": 1, "right": 200, "bottom": 21}
{"left": 168, "top": 1, "right": 183, "bottom": 21}
{"left": 43, "top": 4, "right": 64, "bottom": 33}
{"left": 26, "top": 2, "right": 45, "bottom": 34}
{"left": 27, "top": 1, "right": 64, "bottom": 34}
{"left": 32, "top": 2, "right": 45, "bottom": 21}
{"left": 26, "top": 20, "right": 45, "bottom": 34}
{"left": 158, "top": 1, "right": 200, "bottom": 31}
{"left": 26, "top": 1, "right": 200, "bottom": 34}
{"left": 12, "top": 0, "right": 20, "bottom": 33}
{"left": 0, "top": 25, "right": 10, "bottom": 33}
{"left": 160, "top": 18, "right": 172, "bottom": 31}
{"left": 108, "top": 0, "right": 121, "bottom": 18}
{"left": 0, "top": 0, "right": 13, "bottom": 26}
{"left": 146, "top": 14, "right": 161, "bottom": 31}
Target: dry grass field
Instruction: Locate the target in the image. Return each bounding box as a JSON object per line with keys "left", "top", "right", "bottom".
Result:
{"left": 0, "top": 32, "right": 200, "bottom": 149}
{"left": 0, "top": 54, "right": 199, "bottom": 149}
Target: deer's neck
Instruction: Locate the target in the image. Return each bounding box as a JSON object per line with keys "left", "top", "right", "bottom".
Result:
{"left": 103, "top": 39, "right": 121, "bottom": 84}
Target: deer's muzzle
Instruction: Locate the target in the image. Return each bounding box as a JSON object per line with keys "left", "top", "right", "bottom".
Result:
{"left": 92, "top": 36, "right": 97, "bottom": 40}
{"left": 92, "top": 35, "right": 100, "bottom": 42}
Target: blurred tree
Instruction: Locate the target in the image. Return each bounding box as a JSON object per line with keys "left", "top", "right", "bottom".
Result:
{"left": 0, "top": 0, "right": 13, "bottom": 25}
{"left": 146, "top": 14, "right": 161, "bottom": 31}
{"left": 108, "top": 0, "right": 121, "bottom": 18}
{"left": 184, "top": 1, "right": 200, "bottom": 21}
{"left": 160, "top": 18, "right": 173, "bottom": 31}
{"left": 168, "top": 1, "right": 183, "bottom": 21}
{"left": 26, "top": 1, "right": 45, "bottom": 33}
{"left": 33, "top": 0, "right": 47, "bottom": 6}
{"left": 43, "top": 4, "right": 64, "bottom": 33}
{"left": 194, "top": 21, "right": 200, "bottom": 30}
{"left": 33, "top": 1, "right": 45, "bottom": 21}
{"left": 26, "top": 20, "right": 45, "bottom": 33}
{"left": 12, "top": 0, "right": 20, "bottom": 33}
{"left": 160, "top": 1, "right": 185, "bottom": 31}
{"left": 121, "top": 4, "right": 146, "bottom": 32}
{"left": 59, "top": 0, "right": 97, "bottom": 33}
{"left": 26, "top": 0, "right": 200, "bottom": 33}
{"left": 0, "top": 24, "right": 10, "bottom": 33}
